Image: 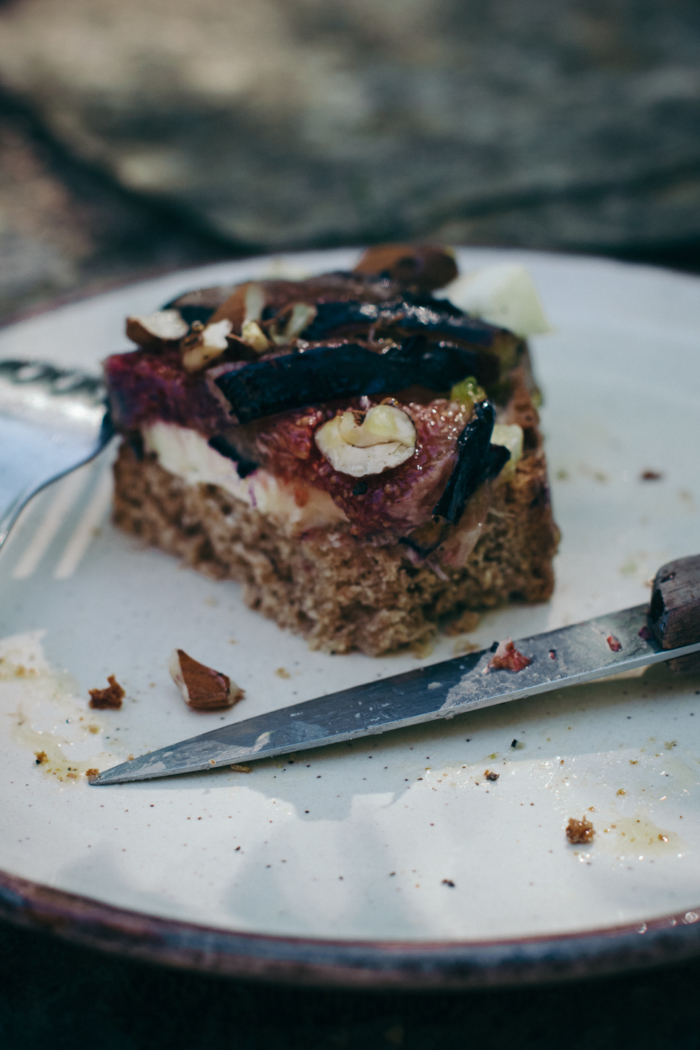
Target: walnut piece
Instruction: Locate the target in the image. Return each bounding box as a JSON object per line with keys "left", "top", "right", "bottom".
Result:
{"left": 89, "top": 675, "right": 125, "bottom": 710}
{"left": 566, "top": 816, "right": 595, "bottom": 845}
{"left": 315, "top": 403, "right": 416, "bottom": 477}
{"left": 168, "top": 649, "right": 244, "bottom": 711}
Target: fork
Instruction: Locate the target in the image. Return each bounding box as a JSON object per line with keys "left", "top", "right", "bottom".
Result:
{"left": 0, "top": 359, "right": 114, "bottom": 552}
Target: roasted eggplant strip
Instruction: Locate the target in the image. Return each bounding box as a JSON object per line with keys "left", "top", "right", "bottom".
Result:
{"left": 214, "top": 340, "right": 499, "bottom": 425}
{"left": 432, "top": 400, "right": 505, "bottom": 524}
{"left": 300, "top": 297, "right": 506, "bottom": 349}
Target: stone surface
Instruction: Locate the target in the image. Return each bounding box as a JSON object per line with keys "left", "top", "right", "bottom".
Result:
{"left": 6, "top": 917, "right": 700, "bottom": 1049}
{"left": 0, "top": 0, "right": 699, "bottom": 253}
{"left": 0, "top": 93, "right": 229, "bottom": 323}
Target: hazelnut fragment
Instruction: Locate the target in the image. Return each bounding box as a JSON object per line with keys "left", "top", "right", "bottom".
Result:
{"left": 566, "top": 816, "right": 595, "bottom": 844}
{"left": 168, "top": 649, "right": 244, "bottom": 711}
{"left": 181, "top": 319, "right": 233, "bottom": 372}
{"left": 268, "top": 302, "right": 317, "bottom": 346}
{"left": 126, "top": 310, "right": 189, "bottom": 348}
{"left": 89, "top": 675, "right": 125, "bottom": 710}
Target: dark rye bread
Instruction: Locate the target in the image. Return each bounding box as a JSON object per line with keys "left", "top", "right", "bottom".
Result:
{"left": 112, "top": 427, "right": 558, "bottom": 656}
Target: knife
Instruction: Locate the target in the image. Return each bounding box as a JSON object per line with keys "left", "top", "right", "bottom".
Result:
{"left": 91, "top": 554, "right": 700, "bottom": 786}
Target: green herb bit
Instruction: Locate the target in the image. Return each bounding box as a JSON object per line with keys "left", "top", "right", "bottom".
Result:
{"left": 449, "top": 376, "right": 487, "bottom": 409}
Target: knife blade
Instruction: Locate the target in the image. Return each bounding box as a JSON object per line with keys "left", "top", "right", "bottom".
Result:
{"left": 91, "top": 551, "right": 700, "bottom": 786}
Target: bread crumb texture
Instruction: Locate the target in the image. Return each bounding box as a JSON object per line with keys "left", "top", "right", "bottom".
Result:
{"left": 113, "top": 440, "right": 557, "bottom": 656}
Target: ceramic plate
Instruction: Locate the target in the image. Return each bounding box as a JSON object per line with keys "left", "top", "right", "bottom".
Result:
{"left": 1, "top": 248, "right": 699, "bottom": 989}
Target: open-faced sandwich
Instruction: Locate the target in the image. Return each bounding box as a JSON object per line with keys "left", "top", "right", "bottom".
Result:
{"left": 104, "top": 245, "right": 558, "bottom": 655}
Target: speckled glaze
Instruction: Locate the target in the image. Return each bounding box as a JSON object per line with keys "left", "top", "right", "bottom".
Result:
{"left": 0, "top": 248, "right": 699, "bottom": 987}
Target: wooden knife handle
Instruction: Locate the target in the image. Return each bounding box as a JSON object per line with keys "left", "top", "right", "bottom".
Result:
{"left": 650, "top": 554, "right": 700, "bottom": 673}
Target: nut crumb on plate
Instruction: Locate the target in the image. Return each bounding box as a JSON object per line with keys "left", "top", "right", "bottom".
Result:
{"left": 169, "top": 649, "right": 244, "bottom": 711}
{"left": 89, "top": 675, "right": 125, "bottom": 710}
{"left": 566, "top": 816, "right": 595, "bottom": 844}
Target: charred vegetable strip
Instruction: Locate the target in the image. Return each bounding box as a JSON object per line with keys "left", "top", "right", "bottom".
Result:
{"left": 433, "top": 400, "right": 504, "bottom": 524}
{"left": 483, "top": 443, "right": 511, "bottom": 480}
{"left": 215, "top": 341, "right": 498, "bottom": 425}
{"left": 300, "top": 297, "right": 506, "bottom": 348}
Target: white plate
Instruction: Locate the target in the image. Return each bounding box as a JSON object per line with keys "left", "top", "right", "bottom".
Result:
{"left": 1, "top": 248, "right": 700, "bottom": 987}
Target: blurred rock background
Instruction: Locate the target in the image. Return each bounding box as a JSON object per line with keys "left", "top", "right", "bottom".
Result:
{"left": 1, "top": 0, "right": 699, "bottom": 320}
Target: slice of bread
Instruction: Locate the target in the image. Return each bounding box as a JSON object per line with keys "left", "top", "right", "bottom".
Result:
{"left": 107, "top": 254, "right": 559, "bottom": 655}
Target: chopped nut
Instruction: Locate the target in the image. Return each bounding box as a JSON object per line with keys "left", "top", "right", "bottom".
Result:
{"left": 566, "top": 816, "right": 595, "bottom": 844}
{"left": 34, "top": 750, "right": 48, "bottom": 765}
{"left": 168, "top": 649, "right": 244, "bottom": 711}
{"left": 491, "top": 424, "right": 524, "bottom": 478}
{"left": 89, "top": 675, "right": 125, "bottom": 710}
{"left": 268, "top": 302, "right": 317, "bottom": 346}
{"left": 315, "top": 404, "right": 416, "bottom": 477}
{"left": 126, "top": 310, "right": 189, "bottom": 348}
{"left": 85, "top": 768, "right": 99, "bottom": 780}
{"left": 234, "top": 283, "right": 270, "bottom": 353}
{"left": 181, "top": 319, "right": 233, "bottom": 372}
{"left": 240, "top": 320, "right": 270, "bottom": 353}
{"left": 484, "top": 770, "right": 500, "bottom": 781}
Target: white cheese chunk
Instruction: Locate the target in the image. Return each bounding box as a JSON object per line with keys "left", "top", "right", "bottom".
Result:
{"left": 442, "top": 264, "right": 551, "bottom": 338}
{"left": 142, "top": 422, "right": 348, "bottom": 533}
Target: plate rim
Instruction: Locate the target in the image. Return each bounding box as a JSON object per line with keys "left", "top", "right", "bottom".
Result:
{"left": 2, "top": 869, "right": 699, "bottom": 988}
{"left": 3, "top": 247, "right": 700, "bottom": 988}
